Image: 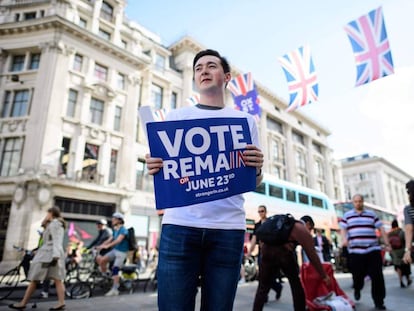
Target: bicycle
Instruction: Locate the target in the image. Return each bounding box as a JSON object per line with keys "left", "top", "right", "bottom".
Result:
{"left": 69, "top": 250, "right": 140, "bottom": 299}
{"left": 0, "top": 245, "right": 34, "bottom": 300}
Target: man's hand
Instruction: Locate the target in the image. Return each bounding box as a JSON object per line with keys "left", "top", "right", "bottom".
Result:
{"left": 403, "top": 250, "right": 412, "bottom": 264}
{"left": 242, "top": 145, "right": 263, "bottom": 170}
{"left": 145, "top": 154, "right": 163, "bottom": 175}
{"left": 322, "top": 275, "right": 331, "bottom": 287}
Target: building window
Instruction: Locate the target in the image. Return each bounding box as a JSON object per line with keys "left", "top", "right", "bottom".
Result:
{"left": 312, "top": 142, "right": 322, "bottom": 154}
{"left": 98, "top": 28, "right": 111, "bottom": 40}
{"left": 170, "top": 92, "right": 177, "bottom": 109}
{"left": 23, "top": 12, "right": 36, "bottom": 20}
{"left": 297, "top": 173, "right": 307, "bottom": 187}
{"left": 100, "top": 1, "right": 113, "bottom": 22}
{"left": 117, "top": 73, "right": 125, "bottom": 90}
{"left": 94, "top": 63, "right": 108, "bottom": 81}
{"left": 136, "top": 158, "right": 150, "bottom": 190}
{"left": 292, "top": 131, "right": 304, "bottom": 145}
{"left": 314, "top": 159, "right": 324, "bottom": 178}
{"left": 10, "top": 55, "right": 25, "bottom": 72}
{"left": 121, "top": 40, "right": 127, "bottom": 49}
{"left": 82, "top": 143, "right": 99, "bottom": 182}
{"left": 109, "top": 149, "right": 117, "bottom": 184}
{"left": 113, "top": 106, "right": 122, "bottom": 131}
{"left": 271, "top": 165, "right": 282, "bottom": 179}
{"left": 90, "top": 98, "right": 104, "bottom": 125}
{"left": 78, "top": 18, "right": 87, "bottom": 28}
{"left": 267, "top": 117, "right": 283, "bottom": 134}
{"left": 28, "top": 53, "right": 40, "bottom": 70}
{"left": 1, "top": 90, "right": 30, "bottom": 118}
{"left": 151, "top": 84, "right": 163, "bottom": 109}
{"left": 295, "top": 149, "right": 306, "bottom": 171}
{"left": 155, "top": 53, "right": 165, "bottom": 70}
{"left": 67, "top": 89, "right": 78, "bottom": 117}
{"left": 0, "top": 137, "right": 24, "bottom": 176}
{"left": 73, "top": 54, "right": 83, "bottom": 72}
{"left": 59, "top": 137, "right": 71, "bottom": 175}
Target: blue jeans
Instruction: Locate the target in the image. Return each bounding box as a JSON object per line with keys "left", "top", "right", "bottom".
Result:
{"left": 158, "top": 224, "right": 245, "bottom": 311}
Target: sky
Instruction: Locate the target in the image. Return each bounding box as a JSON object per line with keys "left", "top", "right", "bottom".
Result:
{"left": 125, "top": 0, "right": 414, "bottom": 177}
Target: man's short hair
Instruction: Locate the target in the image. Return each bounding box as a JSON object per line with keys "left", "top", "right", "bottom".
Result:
{"left": 192, "top": 49, "right": 231, "bottom": 74}
{"left": 300, "top": 215, "right": 315, "bottom": 229}
{"left": 258, "top": 205, "right": 267, "bottom": 212}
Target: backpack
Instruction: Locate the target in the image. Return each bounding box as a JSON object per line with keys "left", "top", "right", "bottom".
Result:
{"left": 389, "top": 230, "right": 403, "bottom": 250}
{"left": 255, "top": 213, "right": 297, "bottom": 246}
{"left": 127, "top": 227, "right": 138, "bottom": 251}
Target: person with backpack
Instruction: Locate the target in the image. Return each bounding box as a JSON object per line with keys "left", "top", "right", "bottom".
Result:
{"left": 388, "top": 219, "right": 412, "bottom": 288}
{"left": 252, "top": 214, "right": 330, "bottom": 311}
{"left": 96, "top": 212, "right": 129, "bottom": 297}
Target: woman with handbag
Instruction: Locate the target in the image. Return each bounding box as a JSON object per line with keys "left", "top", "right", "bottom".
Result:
{"left": 9, "top": 206, "right": 67, "bottom": 310}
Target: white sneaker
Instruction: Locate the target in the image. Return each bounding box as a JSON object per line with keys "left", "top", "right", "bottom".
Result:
{"left": 40, "top": 291, "right": 49, "bottom": 298}
{"left": 238, "top": 279, "right": 246, "bottom": 285}
{"left": 104, "top": 288, "right": 119, "bottom": 296}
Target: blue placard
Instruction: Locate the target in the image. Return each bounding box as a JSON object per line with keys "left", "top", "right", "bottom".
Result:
{"left": 147, "top": 117, "right": 256, "bottom": 209}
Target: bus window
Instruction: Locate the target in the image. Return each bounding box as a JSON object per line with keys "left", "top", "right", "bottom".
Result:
{"left": 311, "top": 197, "right": 323, "bottom": 208}
{"left": 254, "top": 182, "right": 266, "bottom": 194}
{"left": 299, "top": 193, "right": 309, "bottom": 205}
{"left": 286, "top": 189, "right": 296, "bottom": 202}
{"left": 269, "top": 184, "right": 283, "bottom": 199}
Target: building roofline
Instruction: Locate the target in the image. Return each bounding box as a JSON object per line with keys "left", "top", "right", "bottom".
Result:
{"left": 0, "top": 15, "right": 152, "bottom": 69}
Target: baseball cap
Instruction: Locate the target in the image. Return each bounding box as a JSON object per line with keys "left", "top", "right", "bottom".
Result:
{"left": 96, "top": 219, "right": 107, "bottom": 225}
{"left": 112, "top": 212, "right": 124, "bottom": 221}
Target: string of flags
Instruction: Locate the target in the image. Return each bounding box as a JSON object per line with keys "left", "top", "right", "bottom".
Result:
{"left": 153, "top": 6, "right": 394, "bottom": 118}
{"left": 228, "top": 6, "right": 394, "bottom": 113}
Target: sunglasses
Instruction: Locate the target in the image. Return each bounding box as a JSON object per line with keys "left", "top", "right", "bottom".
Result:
{"left": 258, "top": 210, "right": 265, "bottom": 213}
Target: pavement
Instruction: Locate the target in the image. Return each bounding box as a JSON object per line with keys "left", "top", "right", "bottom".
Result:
{"left": 0, "top": 266, "right": 413, "bottom": 310}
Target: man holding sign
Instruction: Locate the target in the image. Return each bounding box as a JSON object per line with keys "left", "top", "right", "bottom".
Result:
{"left": 146, "top": 49, "right": 263, "bottom": 311}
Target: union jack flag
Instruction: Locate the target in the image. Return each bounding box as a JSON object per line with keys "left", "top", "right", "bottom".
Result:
{"left": 227, "top": 72, "right": 261, "bottom": 120}
{"left": 152, "top": 108, "right": 167, "bottom": 121}
{"left": 186, "top": 93, "right": 200, "bottom": 106}
{"left": 344, "top": 6, "right": 394, "bottom": 86}
{"left": 278, "top": 45, "right": 318, "bottom": 112}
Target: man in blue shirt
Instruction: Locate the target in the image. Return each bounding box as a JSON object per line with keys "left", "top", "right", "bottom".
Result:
{"left": 97, "top": 212, "right": 129, "bottom": 296}
{"left": 340, "top": 194, "right": 390, "bottom": 310}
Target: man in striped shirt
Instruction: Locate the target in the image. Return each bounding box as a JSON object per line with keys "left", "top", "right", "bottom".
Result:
{"left": 340, "top": 194, "right": 390, "bottom": 310}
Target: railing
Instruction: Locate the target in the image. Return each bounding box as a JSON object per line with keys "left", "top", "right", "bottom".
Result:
{"left": 0, "top": 0, "right": 50, "bottom": 6}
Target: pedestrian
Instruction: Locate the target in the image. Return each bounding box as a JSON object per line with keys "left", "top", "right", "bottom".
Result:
{"left": 388, "top": 219, "right": 412, "bottom": 288}
{"left": 9, "top": 206, "right": 66, "bottom": 310}
{"left": 314, "top": 229, "right": 332, "bottom": 262}
{"left": 145, "top": 48, "right": 264, "bottom": 311}
{"left": 300, "top": 215, "right": 323, "bottom": 264}
{"left": 96, "top": 212, "right": 129, "bottom": 297}
{"left": 252, "top": 214, "right": 330, "bottom": 311}
{"left": 403, "top": 180, "right": 414, "bottom": 265}
{"left": 248, "top": 205, "right": 283, "bottom": 300}
{"left": 340, "top": 194, "right": 390, "bottom": 310}
{"left": 87, "top": 218, "right": 112, "bottom": 256}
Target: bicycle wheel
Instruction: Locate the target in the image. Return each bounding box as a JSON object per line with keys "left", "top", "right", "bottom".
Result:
{"left": 69, "top": 281, "right": 91, "bottom": 299}
{"left": 0, "top": 268, "right": 20, "bottom": 300}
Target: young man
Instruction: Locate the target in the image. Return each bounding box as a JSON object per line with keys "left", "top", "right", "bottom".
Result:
{"left": 146, "top": 49, "right": 264, "bottom": 311}
{"left": 252, "top": 215, "right": 330, "bottom": 311}
{"left": 96, "top": 212, "right": 129, "bottom": 297}
{"left": 403, "top": 180, "right": 414, "bottom": 265}
{"left": 340, "top": 194, "right": 389, "bottom": 310}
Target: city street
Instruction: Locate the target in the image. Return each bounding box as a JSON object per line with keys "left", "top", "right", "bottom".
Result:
{"left": 0, "top": 266, "right": 412, "bottom": 310}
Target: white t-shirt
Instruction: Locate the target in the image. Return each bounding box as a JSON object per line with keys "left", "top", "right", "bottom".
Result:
{"left": 161, "top": 105, "right": 260, "bottom": 230}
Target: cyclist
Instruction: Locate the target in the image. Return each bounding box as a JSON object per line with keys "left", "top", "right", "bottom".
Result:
{"left": 96, "top": 212, "right": 129, "bottom": 296}
{"left": 87, "top": 219, "right": 113, "bottom": 256}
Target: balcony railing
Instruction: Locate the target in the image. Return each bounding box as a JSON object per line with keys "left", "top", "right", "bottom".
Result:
{"left": 0, "top": 0, "right": 49, "bottom": 6}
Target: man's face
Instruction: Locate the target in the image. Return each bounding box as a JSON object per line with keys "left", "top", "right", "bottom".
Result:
{"left": 112, "top": 217, "right": 120, "bottom": 225}
{"left": 305, "top": 222, "right": 314, "bottom": 233}
{"left": 193, "top": 55, "right": 230, "bottom": 93}
{"left": 353, "top": 195, "right": 364, "bottom": 211}
{"left": 258, "top": 207, "right": 266, "bottom": 220}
